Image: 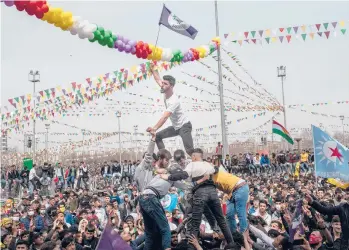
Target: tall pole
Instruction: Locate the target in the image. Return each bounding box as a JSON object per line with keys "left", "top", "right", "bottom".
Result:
{"left": 117, "top": 112, "right": 122, "bottom": 163}
{"left": 340, "top": 115, "right": 345, "bottom": 145}
{"left": 45, "top": 124, "right": 50, "bottom": 162}
{"left": 28, "top": 70, "right": 40, "bottom": 164}
{"left": 82, "top": 129, "right": 85, "bottom": 161}
{"left": 277, "top": 66, "right": 287, "bottom": 150}
{"left": 134, "top": 125, "right": 138, "bottom": 161}
{"left": 214, "top": 0, "right": 228, "bottom": 156}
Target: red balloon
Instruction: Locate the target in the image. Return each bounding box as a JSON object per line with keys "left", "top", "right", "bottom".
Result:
{"left": 141, "top": 50, "right": 148, "bottom": 59}
{"left": 26, "top": 1, "right": 37, "bottom": 10}
{"left": 136, "top": 51, "right": 142, "bottom": 58}
{"left": 15, "top": 1, "right": 26, "bottom": 11}
{"left": 26, "top": 8, "right": 35, "bottom": 15}
{"left": 40, "top": 4, "right": 49, "bottom": 13}
{"left": 35, "top": 11, "right": 44, "bottom": 19}
{"left": 138, "top": 41, "right": 144, "bottom": 47}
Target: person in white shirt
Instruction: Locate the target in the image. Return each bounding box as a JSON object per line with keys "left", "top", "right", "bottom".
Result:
{"left": 252, "top": 199, "right": 272, "bottom": 231}
{"left": 29, "top": 165, "right": 40, "bottom": 191}
{"left": 147, "top": 65, "right": 194, "bottom": 156}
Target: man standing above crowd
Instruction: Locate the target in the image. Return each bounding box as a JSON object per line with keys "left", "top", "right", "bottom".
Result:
{"left": 147, "top": 65, "right": 194, "bottom": 156}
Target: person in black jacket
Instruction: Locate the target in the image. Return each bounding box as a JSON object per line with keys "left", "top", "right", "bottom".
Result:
{"left": 305, "top": 193, "right": 349, "bottom": 250}
{"left": 8, "top": 165, "right": 21, "bottom": 193}
{"left": 81, "top": 224, "right": 99, "bottom": 250}
{"left": 20, "top": 168, "right": 30, "bottom": 189}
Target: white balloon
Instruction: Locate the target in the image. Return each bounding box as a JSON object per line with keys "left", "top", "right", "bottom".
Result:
{"left": 70, "top": 28, "right": 78, "bottom": 35}
{"left": 89, "top": 24, "right": 97, "bottom": 32}
{"left": 78, "top": 20, "right": 89, "bottom": 30}
{"left": 78, "top": 32, "right": 87, "bottom": 39}
{"left": 87, "top": 33, "right": 94, "bottom": 40}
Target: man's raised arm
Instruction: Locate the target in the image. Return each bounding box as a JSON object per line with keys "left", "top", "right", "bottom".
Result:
{"left": 150, "top": 65, "right": 163, "bottom": 88}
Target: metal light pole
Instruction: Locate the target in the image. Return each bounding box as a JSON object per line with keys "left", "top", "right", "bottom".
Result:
{"left": 45, "top": 123, "right": 50, "bottom": 162}
{"left": 340, "top": 115, "right": 345, "bottom": 144}
{"left": 134, "top": 125, "right": 138, "bottom": 161}
{"left": 214, "top": 0, "right": 228, "bottom": 156}
{"left": 116, "top": 112, "right": 122, "bottom": 163}
{"left": 28, "top": 70, "right": 40, "bottom": 164}
{"left": 82, "top": 129, "right": 85, "bottom": 161}
{"left": 277, "top": 66, "right": 287, "bottom": 129}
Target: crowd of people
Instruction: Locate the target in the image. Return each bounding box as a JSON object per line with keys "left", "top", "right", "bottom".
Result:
{"left": 1, "top": 141, "right": 348, "bottom": 250}
{"left": 1, "top": 67, "right": 348, "bottom": 250}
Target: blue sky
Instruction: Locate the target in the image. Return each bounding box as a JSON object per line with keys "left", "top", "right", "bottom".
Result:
{"left": 1, "top": 1, "right": 348, "bottom": 152}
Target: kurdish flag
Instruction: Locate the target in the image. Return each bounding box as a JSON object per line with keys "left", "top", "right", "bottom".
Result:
{"left": 272, "top": 120, "right": 294, "bottom": 145}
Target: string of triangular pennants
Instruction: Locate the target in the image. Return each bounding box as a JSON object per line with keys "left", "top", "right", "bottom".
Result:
{"left": 195, "top": 112, "right": 280, "bottom": 132}
{"left": 289, "top": 107, "right": 349, "bottom": 119}
{"left": 225, "top": 20, "right": 348, "bottom": 45}
{"left": 288, "top": 100, "right": 349, "bottom": 108}
{"left": 2, "top": 61, "right": 185, "bottom": 134}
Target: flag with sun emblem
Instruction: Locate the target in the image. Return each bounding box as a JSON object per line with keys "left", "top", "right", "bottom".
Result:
{"left": 312, "top": 125, "right": 349, "bottom": 182}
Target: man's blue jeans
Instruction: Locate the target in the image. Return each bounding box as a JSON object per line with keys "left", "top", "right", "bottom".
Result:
{"left": 139, "top": 194, "right": 170, "bottom": 250}
{"left": 226, "top": 184, "right": 249, "bottom": 233}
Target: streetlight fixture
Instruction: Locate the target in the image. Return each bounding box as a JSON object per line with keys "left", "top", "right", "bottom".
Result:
{"left": 45, "top": 123, "right": 50, "bottom": 162}
{"left": 28, "top": 70, "right": 40, "bottom": 164}
{"left": 116, "top": 111, "right": 122, "bottom": 164}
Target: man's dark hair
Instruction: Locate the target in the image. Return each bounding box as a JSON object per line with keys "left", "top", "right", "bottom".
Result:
{"left": 163, "top": 75, "right": 176, "bottom": 86}
{"left": 192, "top": 148, "right": 204, "bottom": 155}
{"left": 143, "top": 152, "right": 158, "bottom": 161}
{"left": 174, "top": 149, "right": 185, "bottom": 162}
{"left": 259, "top": 199, "right": 267, "bottom": 206}
{"left": 16, "top": 240, "right": 29, "bottom": 248}
{"left": 61, "top": 236, "right": 74, "bottom": 249}
{"left": 157, "top": 149, "right": 172, "bottom": 160}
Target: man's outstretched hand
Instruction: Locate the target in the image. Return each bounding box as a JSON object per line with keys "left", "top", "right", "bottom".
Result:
{"left": 147, "top": 127, "right": 156, "bottom": 140}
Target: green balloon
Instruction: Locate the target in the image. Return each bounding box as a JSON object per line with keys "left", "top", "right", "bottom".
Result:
{"left": 93, "top": 30, "right": 101, "bottom": 37}
{"left": 107, "top": 40, "right": 114, "bottom": 48}
{"left": 98, "top": 26, "right": 105, "bottom": 35}
{"left": 104, "top": 30, "right": 111, "bottom": 38}
{"left": 89, "top": 36, "right": 97, "bottom": 43}
{"left": 98, "top": 39, "right": 107, "bottom": 46}
{"left": 112, "top": 35, "right": 117, "bottom": 42}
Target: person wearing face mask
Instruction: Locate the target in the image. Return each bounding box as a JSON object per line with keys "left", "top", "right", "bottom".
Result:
{"left": 271, "top": 198, "right": 283, "bottom": 221}
{"left": 305, "top": 193, "right": 349, "bottom": 250}
{"left": 58, "top": 203, "right": 74, "bottom": 226}
{"left": 171, "top": 209, "right": 182, "bottom": 227}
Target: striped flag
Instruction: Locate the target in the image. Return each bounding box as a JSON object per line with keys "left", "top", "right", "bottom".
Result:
{"left": 272, "top": 120, "right": 294, "bottom": 145}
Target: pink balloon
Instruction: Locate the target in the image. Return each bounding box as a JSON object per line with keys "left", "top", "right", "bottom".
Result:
{"left": 4, "top": 0, "right": 14, "bottom": 7}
